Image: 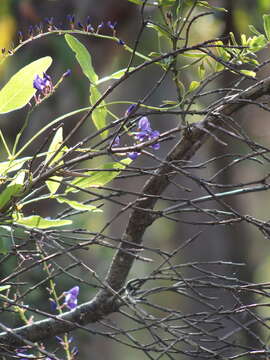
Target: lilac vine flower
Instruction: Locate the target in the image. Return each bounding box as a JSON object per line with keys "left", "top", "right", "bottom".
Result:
{"left": 118, "top": 39, "right": 125, "bottom": 45}
{"left": 128, "top": 152, "right": 139, "bottom": 160}
{"left": 97, "top": 21, "right": 104, "bottom": 32}
{"left": 127, "top": 115, "right": 160, "bottom": 160}
{"left": 64, "top": 286, "right": 79, "bottom": 310}
{"left": 16, "top": 351, "right": 52, "bottom": 360}
{"left": 16, "top": 352, "right": 28, "bottom": 360}
{"left": 107, "top": 21, "right": 117, "bottom": 31}
{"left": 111, "top": 135, "right": 120, "bottom": 147}
{"left": 33, "top": 73, "right": 52, "bottom": 95}
{"left": 134, "top": 116, "right": 160, "bottom": 147}
{"left": 63, "top": 69, "right": 72, "bottom": 78}
{"left": 125, "top": 103, "right": 136, "bottom": 116}
{"left": 49, "top": 298, "right": 57, "bottom": 312}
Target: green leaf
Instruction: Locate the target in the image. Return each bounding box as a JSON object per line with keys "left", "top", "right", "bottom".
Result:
{"left": 0, "top": 226, "right": 11, "bottom": 255}
{"left": 249, "top": 25, "right": 262, "bottom": 37}
{"left": 189, "top": 81, "right": 200, "bottom": 92}
{"left": 248, "top": 35, "right": 267, "bottom": 52}
{"left": 14, "top": 215, "right": 72, "bottom": 229}
{"left": 263, "top": 14, "right": 270, "bottom": 41}
{"left": 181, "top": 52, "right": 206, "bottom": 59}
{"left": 0, "top": 157, "right": 30, "bottom": 174}
{"left": 158, "top": 0, "right": 175, "bottom": 6}
{"left": 215, "top": 41, "right": 231, "bottom": 61}
{"left": 240, "top": 70, "right": 256, "bottom": 78}
{"left": 0, "top": 171, "right": 25, "bottom": 210}
{"left": 0, "top": 285, "right": 11, "bottom": 292}
{"left": 67, "top": 158, "right": 132, "bottom": 193}
{"left": 0, "top": 57, "right": 52, "bottom": 114}
{"left": 198, "top": 63, "right": 205, "bottom": 80}
{"left": 56, "top": 197, "right": 102, "bottom": 212}
{"left": 90, "top": 85, "right": 108, "bottom": 138}
{"left": 65, "top": 34, "right": 98, "bottom": 84}
{"left": 45, "top": 127, "right": 64, "bottom": 195}
{"left": 147, "top": 23, "right": 171, "bottom": 39}
{"left": 96, "top": 67, "right": 136, "bottom": 85}
{"left": 128, "top": 0, "right": 145, "bottom": 4}
{"left": 197, "top": 1, "right": 227, "bottom": 12}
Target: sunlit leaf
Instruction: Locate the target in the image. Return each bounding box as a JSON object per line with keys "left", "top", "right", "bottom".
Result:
{"left": 0, "top": 285, "right": 10, "bottom": 292}
{"left": 56, "top": 197, "right": 102, "bottom": 212}
{"left": 197, "top": 1, "right": 227, "bottom": 12}
{"left": 0, "top": 157, "right": 30, "bottom": 174}
{"left": 189, "top": 81, "right": 200, "bottom": 92}
{"left": 128, "top": 0, "right": 144, "bottom": 4}
{"left": 263, "top": 14, "right": 270, "bottom": 41}
{"left": 158, "top": 0, "right": 175, "bottom": 5}
{"left": 248, "top": 25, "right": 262, "bottom": 37}
{"left": 128, "top": 0, "right": 157, "bottom": 5}
{"left": 45, "top": 127, "right": 64, "bottom": 195}
{"left": 14, "top": 215, "right": 72, "bottom": 228}
{"left": 90, "top": 85, "right": 108, "bottom": 139}
{"left": 0, "top": 226, "right": 12, "bottom": 255}
{"left": 181, "top": 52, "right": 206, "bottom": 59}
{"left": 0, "top": 171, "right": 25, "bottom": 210}
{"left": 198, "top": 63, "right": 206, "bottom": 80}
{"left": 240, "top": 70, "right": 256, "bottom": 78}
{"left": 67, "top": 158, "right": 132, "bottom": 193}
{"left": 147, "top": 23, "right": 171, "bottom": 39}
{"left": 215, "top": 41, "right": 230, "bottom": 61}
{"left": 96, "top": 67, "right": 136, "bottom": 85}
{"left": 0, "top": 57, "right": 52, "bottom": 114}
{"left": 248, "top": 35, "right": 267, "bottom": 52}
{"left": 65, "top": 34, "right": 98, "bottom": 84}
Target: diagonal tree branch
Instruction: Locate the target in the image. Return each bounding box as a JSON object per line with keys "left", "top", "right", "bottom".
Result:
{"left": 1, "top": 75, "right": 270, "bottom": 348}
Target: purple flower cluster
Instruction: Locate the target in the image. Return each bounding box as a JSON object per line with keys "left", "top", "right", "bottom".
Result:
{"left": 135, "top": 117, "right": 160, "bottom": 150}
{"left": 111, "top": 113, "right": 160, "bottom": 160}
{"left": 17, "top": 350, "right": 52, "bottom": 360}
{"left": 64, "top": 285, "right": 79, "bottom": 310}
{"left": 56, "top": 335, "right": 79, "bottom": 357}
{"left": 33, "top": 72, "right": 52, "bottom": 95}
{"left": 129, "top": 116, "right": 160, "bottom": 160}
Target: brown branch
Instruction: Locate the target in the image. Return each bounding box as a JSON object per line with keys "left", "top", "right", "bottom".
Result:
{"left": 1, "top": 75, "right": 270, "bottom": 347}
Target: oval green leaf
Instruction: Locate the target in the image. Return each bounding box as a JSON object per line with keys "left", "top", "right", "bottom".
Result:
{"left": 45, "top": 127, "right": 64, "bottom": 195}
{"left": 14, "top": 215, "right": 72, "bottom": 229}
{"left": 65, "top": 34, "right": 98, "bottom": 84}
{"left": 56, "top": 197, "right": 102, "bottom": 212}
{"left": 90, "top": 85, "right": 108, "bottom": 139}
{"left": 0, "top": 171, "right": 25, "bottom": 210}
{"left": 67, "top": 158, "right": 132, "bottom": 193}
{"left": 0, "top": 56, "right": 52, "bottom": 114}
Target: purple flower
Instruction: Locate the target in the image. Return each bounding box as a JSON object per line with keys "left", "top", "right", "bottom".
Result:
{"left": 63, "top": 69, "right": 72, "bottom": 77}
{"left": 97, "top": 22, "right": 104, "bottom": 31}
{"left": 77, "top": 21, "right": 84, "bottom": 29}
{"left": 64, "top": 286, "right": 79, "bottom": 310}
{"left": 107, "top": 21, "right": 117, "bottom": 31}
{"left": 33, "top": 74, "right": 45, "bottom": 92}
{"left": 67, "top": 14, "right": 75, "bottom": 24}
{"left": 86, "top": 24, "right": 94, "bottom": 32}
{"left": 128, "top": 152, "right": 139, "bottom": 160}
{"left": 118, "top": 39, "right": 125, "bottom": 45}
{"left": 138, "top": 116, "right": 151, "bottom": 132}
{"left": 33, "top": 73, "right": 52, "bottom": 95}
{"left": 151, "top": 142, "right": 160, "bottom": 150}
{"left": 49, "top": 298, "right": 57, "bottom": 312}
{"left": 111, "top": 135, "right": 120, "bottom": 147}
{"left": 18, "top": 31, "right": 23, "bottom": 42}
{"left": 133, "top": 116, "right": 160, "bottom": 150}
{"left": 125, "top": 104, "right": 136, "bottom": 117}
{"left": 16, "top": 354, "right": 28, "bottom": 360}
